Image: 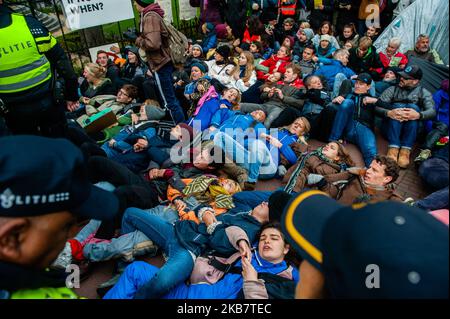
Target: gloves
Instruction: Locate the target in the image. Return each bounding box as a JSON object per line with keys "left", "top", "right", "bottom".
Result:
{"left": 278, "top": 165, "right": 287, "bottom": 176}
{"left": 307, "top": 173, "right": 324, "bottom": 186}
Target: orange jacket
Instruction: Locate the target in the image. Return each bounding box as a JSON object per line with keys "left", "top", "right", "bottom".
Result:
{"left": 167, "top": 178, "right": 228, "bottom": 224}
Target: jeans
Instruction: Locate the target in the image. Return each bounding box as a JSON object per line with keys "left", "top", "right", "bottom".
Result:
{"left": 329, "top": 99, "right": 377, "bottom": 167}
{"left": 213, "top": 132, "right": 277, "bottom": 183}
{"left": 121, "top": 207, "right": 194, "bottom": 299}
{"left": 155, "top": 63, "right": 186, "bottom": 124}
{"left": 385, "top": 103, "right": 420, "bottom": 149}
{"left": 419, "top": 158, "right": 449, "bottom": 191}
{"left": 415, "top": 187, "right": 449, "bottom": 211}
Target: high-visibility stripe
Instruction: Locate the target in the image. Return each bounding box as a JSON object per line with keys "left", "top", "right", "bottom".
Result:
{"left": 0, "top": 68, "right": 51, "bottom": 91}
{"left": 0, "top": 56, "right": 48, "bottom": 78}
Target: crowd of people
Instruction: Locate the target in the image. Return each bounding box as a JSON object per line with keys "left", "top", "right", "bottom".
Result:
{"left": 0, "top": 0, "right": 448, "bottom": 300}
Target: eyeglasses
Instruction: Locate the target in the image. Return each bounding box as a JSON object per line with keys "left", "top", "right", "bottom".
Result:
{"left": 118, "top": 90, "right": 129, "bottom": 97}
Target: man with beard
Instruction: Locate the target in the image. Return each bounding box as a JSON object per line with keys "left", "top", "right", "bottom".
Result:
{"left": 405, "top": 34, "right": 444, "bottom": 65}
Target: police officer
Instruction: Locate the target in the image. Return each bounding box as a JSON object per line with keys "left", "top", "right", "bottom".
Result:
{"left": 0, "top": 135, "right": 119, "bottom": 299}
{"left": 0, "top": 0, "right": 79, "bottom": 137}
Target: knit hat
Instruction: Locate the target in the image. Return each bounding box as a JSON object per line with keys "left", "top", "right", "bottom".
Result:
{"left": 191, "top": 44, "right": 204, "bottom": 55}
{"left": 215, "top": 23, "right": 228, "bottom": 39}
{"left": 215, "top": 45, "right": 231, "bottom": 60}
{"left": 302, "top": 28, "right": 314, "bottom": 41}
{"left": 268, "top": 190, "right": 293, "bottom": 222}
{"left": 191, "top": 61, "right": 208, "bottom": 74}
{"left": 320, "top": 34, "right": 331, "bottom": 43}
{"left": 135, "top": 0, "right": 155, "bottom": 7}
{"left": 285, "top": 36, "right": 295, "bottom": 48}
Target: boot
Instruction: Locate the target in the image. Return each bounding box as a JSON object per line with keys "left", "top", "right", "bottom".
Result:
{"left": 386, "top": 147, "right": 399, "bottom": 162}
{"left": 398, "top": 148, "right": 411, "bottom": 169}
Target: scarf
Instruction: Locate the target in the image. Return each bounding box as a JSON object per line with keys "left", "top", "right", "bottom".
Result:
{"left": 193, "top": 85, "right": 218, "bottom": 116}
{"left": 239, "top": 65, "right": 246, "bottom": 79}
{"left": 182, "top": 176, "right": 235, "bottom": 209}
{"left": 318, "top": 43, "right": 332, "bottom": 57}
{"left": 284, "top": 147, "right": 346, "bottom": 194}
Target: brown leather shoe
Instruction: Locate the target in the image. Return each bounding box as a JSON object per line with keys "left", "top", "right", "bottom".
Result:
{"left": 386, "top": 147, "right": 399, "bottom": 162}
{"left": 398, "top": 148, "right": 411, "bottom": 169}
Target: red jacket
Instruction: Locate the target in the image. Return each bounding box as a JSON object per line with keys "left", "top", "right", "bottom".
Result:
{"left": 277, "top": 77, "right": 304, "bottom": 89}
{"left": 243, "top": 29, "right": 261, "bottom": 44}
{"left": 257, "top": 55, "right": 291, "bottom": 80}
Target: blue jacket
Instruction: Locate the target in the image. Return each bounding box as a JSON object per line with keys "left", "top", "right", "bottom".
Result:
{"left": 314, "top": 58, "right": 355, "bottom": 89}
{"left": 201, "top": 32, "right": 218, "bottom": 53}
{"left": 268, "top": 129, "right": 299, "bottom": 165}
{"left": 104, "top": 252, "right": 299, "bottom": 299}
{"left": 188, "top": 96, "right": 221, "bottom": 131}
{"left": 426, "top": 89, "right": 449, "bottom": 131}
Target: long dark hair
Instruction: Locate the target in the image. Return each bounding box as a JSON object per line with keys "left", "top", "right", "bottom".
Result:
{"left": 247, "top": 16, "right": 265, "bottom": 36}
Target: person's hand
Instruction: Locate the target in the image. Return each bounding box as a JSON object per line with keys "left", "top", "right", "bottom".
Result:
{"left": 387, "top": 109, "right": 404, "bottom": 121}
{"left": 333, "top": 96, "right": 345, "bottom": 104}
{"left": 270, "top": 137, "right": 283, "bottom": 148}
{"left": 131, "top": 113, "right": 139, "bottom": 124}
{"left": 66, "top": 101, "right": 79, "bottom": 112}
{"left": 241, "top": 255, "right": 258, "bottom": 281}
{"left": 133, "top": 138, "right": 148, "bottom": 152}
{"left": 108, "top": 139, "right": 117, "bottom": 147}
{"left": 263, "top": 87, "right": 272, "bottom": 93}
{"left": 81, "top": 97, "right": 90, "bottom": 105}
{"left": 202, "top": 210, "right": 217, "bottom": 226}
{"left": 233, "top": 72, "right": 240, "bottom": 80}
{"left": 363, "top": 97, "right": 378, "bottom": 105}
{"left": 146, "top": 70, "right": 153, "bottom": 77}
{"left": 209, "top": 126, "right": 217, "bottom": 132}
{"left": 174, "top": 198, "right": 187, "bottom": 212}
{"left": 402, "top": 108, "right": 421, "bottom": 121}
{"left": 244, "top": 81, "right": 250, "bottom": 87}
{"left": 319, "top": 5, "right": 324, "bottom": 10}
{"left": 176, "top": 80, "right": 184, "bottom": 86}
{"left": 268, "top": 88, "right": 275, "bottom": 98}
{"left": 275, "top": 88, "right": 284, "bottom": 100}
{"left": 312, "top": 56, "right": 319, "bottom": 63}
{"left": 346, "top": 4, "right": 351, "bottom": 10}
{"left": 238, "top": 240, "right": 252, "bottom": 262}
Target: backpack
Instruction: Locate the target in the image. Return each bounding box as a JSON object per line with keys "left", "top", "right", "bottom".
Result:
{"left": 141, "top": 12, "right": 189, "bottom": 65}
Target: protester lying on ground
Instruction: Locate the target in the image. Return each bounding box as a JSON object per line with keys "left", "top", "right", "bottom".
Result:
{"left": 308, "top": 154, "right": 402, "bottom": 205}
{"left": 282, "top": 141, "right": 355, "bottom": 194}
{"left": 214, "top": 117, "right": 310, "bottom": 190}
{"left": 281, "top": 191, "right": 449, "bottom": 298}
{"left": 98, "top": 190, "right": 289, "bottom": 299}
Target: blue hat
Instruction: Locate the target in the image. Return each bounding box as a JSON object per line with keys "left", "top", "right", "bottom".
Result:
{"left": 0, "top": 135, "right": 119, "bottom": 221}
{"left": 281, "top": 190, "right": 449, "bottom": 298}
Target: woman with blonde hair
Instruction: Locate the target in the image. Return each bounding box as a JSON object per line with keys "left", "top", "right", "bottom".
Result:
{"left": 80, "top": 63, "right": 116, "bottom": 104}
{"left": 230, "top": 51, "right": 257, "bottom": 93}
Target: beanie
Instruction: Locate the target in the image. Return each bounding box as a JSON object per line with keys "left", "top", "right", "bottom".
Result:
{"left": 191, "top": 44, "right": 204, "bottom": 55}
{"left": 135, "top": 0, "right": 155, "bottom": 7}
{"left": 268, "top": 190, "right": 293, "bottom": 222}
{"left": 302, "top": 28, "right": 314, "bottom": 42}
{"left": 215, "top": 23, "right": 228, "bottom": 39}
{"left": 191, "top": 61, "right": 208, "bottom": 74}
{"left": 215, "top": 45, "right": 231, "bottom": 60}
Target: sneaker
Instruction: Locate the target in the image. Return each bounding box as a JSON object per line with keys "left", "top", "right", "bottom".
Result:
{"left": 51, "top": 242, "right": 72, "bottom": 270}
{"left": 97, "top": 274, "right": 121, "bottom": 298}
{"left": 414, "top": 149, "right": 432, "bottom": 163}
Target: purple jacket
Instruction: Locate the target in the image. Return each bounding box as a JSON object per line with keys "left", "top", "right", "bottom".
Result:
{"left": 190, "top": 0, "right": 223, "bottom": 25}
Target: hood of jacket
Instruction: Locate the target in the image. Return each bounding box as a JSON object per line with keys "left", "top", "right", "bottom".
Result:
{"left": 143, "top": 3, "right": 165, "bottom": 17}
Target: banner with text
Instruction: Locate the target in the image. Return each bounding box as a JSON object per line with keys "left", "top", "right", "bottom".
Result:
{"left": 61, "top": 0, "right": 135, "bottom": 31}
